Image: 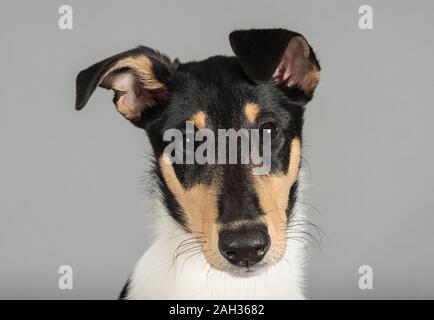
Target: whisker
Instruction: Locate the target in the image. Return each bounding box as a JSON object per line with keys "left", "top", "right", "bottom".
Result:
{"left": 285, "top": 230, "right": 321, "bottom": 249}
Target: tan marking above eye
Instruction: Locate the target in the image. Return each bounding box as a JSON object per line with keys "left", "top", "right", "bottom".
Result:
{"left": 244, "top": 103, "right": 261, "bottom": 124}
{"left": 159, "top": 155, "right": 222, "bottom": 269}
{"left": 254, "top": 138, "right": 301, "bottom": 262}
{"left": 191, "top": 111, "right": 207, "bottom": 129}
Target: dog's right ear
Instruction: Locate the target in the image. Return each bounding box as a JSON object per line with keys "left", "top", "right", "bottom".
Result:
{"left": 75, "top": 46, "right": 173, "bottom": 124}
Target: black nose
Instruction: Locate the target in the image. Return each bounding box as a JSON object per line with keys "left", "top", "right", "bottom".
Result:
{"left": 218, "top": 226, "right": 271, "bottom": 267}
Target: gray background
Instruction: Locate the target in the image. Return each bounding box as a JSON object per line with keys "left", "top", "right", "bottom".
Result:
{"left": 0, "top": 0, "right": 433, "bottom": 299}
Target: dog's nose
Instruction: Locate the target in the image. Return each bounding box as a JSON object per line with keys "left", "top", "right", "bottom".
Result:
{"left": 218, "top": 227, "right": 270, "bottom": 267}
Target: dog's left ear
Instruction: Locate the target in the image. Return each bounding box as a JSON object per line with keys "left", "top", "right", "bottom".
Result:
{"left": 229, "top": 29, "right": 321, "bottom": 103}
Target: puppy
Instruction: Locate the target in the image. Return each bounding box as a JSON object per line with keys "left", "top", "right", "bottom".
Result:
{"left": 75, "top": 29, "right": 321, "bottom": 299}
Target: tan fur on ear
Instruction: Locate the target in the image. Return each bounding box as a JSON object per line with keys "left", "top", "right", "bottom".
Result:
{"left": 292, "top": 37, "right": 320, "bottom": 95}
{"left": 300, "top": 68, "right": 320, "bottom": 95}
{"left": 99, "top": 56, "right": 166, "bottom": 120}
{"left": 274, "top": 36, "right": 320, "bottom": 96}
{"left": 100, "top": 56, "right": 165, "bottom": 91}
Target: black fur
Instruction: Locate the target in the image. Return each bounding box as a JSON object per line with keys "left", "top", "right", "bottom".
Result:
{"left": 118, "top": 279, "right": 130, "bottom": 300}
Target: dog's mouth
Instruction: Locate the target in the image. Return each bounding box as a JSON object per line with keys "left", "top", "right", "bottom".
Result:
{"left": 224, "top": 259, "right": 272, "bottom": 277}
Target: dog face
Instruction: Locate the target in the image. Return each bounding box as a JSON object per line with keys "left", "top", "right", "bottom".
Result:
{"left": 76, "top": 29, "right": 320, "bottom": 275}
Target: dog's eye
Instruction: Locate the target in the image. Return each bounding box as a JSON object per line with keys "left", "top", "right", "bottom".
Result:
{"left": 259, "top": 122, "right": 279, "bottom": 141}
{"left": 182, "top": 125, "right": 199, "bottom": 150}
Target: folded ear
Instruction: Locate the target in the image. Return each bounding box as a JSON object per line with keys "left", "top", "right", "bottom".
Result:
{"left": 229, "top": 29, "right": 321, "bottom": 103}
{"left": 75, "top": 46, "right": 173, "bottom": 124}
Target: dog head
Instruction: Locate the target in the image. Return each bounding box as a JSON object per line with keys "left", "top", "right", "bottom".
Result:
{"left": 75, "top": 29, "right": 320, "bottom": 275}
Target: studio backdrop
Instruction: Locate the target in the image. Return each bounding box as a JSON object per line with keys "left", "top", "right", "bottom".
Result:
{"left": 0, "top": 0, "right": 433, "bottom": 299}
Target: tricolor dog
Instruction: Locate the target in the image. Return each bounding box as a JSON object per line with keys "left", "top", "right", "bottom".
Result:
{"left": 75, "top": 29, "right": 321, "bottom": 299}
